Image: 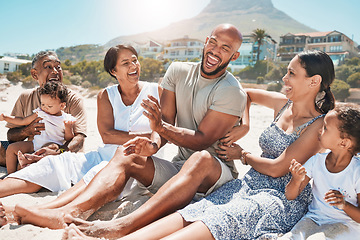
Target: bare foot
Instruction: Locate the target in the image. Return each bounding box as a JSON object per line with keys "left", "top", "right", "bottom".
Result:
{"left": 65, "top": 215, "right": 127, "bottom": 239}
{"left": 17, "top": 151, "right": 33, "bottom": 169}
{"left": 63, "top": 223, "right": 99, "bottom": 240}
{"left": 0, "top": 202, "right": 20, "bottom": 226}
{"left": 15, "top": 204, "right": 67, "bottom": 229}
{"left": 0, "top": 202, "right": 7, "bottom": 226}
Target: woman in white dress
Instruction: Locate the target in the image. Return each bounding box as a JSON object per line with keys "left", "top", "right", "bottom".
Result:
{"left": 0, "top": 44, "right": 162, "bottom": 227}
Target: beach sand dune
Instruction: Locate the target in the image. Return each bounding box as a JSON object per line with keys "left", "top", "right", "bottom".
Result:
{"left": 0, "top": 83, "right": 273, "bottom": 239}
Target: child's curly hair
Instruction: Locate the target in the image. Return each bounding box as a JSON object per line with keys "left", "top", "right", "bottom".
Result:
{"left": 334, "top": 103, "right": 360, "bottom": 155}
{"left": 39, "top": 81, "right": 68, "bottom": 103}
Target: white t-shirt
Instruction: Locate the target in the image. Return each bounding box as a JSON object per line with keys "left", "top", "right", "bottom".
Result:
{"left": 304, "top": 152, "right": 360, "bottom": 228}
{"left": 32, "top": 108, "right": 76, "bottom": 150}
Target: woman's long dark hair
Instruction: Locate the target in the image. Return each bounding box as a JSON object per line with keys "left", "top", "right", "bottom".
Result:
{"left": 298, "top": 50, "right": 335, "bottom": 114}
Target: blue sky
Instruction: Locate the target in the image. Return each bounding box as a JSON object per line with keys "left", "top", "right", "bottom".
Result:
{"left": 0, "top": 0, "right": 359, "bottom": 55}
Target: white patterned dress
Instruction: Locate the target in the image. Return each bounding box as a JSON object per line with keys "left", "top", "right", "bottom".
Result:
{"left": 178, "top": 101, "right": 325, "bottom": 240}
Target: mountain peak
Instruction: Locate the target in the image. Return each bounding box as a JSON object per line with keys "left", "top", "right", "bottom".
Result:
{"left": 105, "top": 0, "right": 315, "bottom": 49}
{"left": 202, "top": 0, "right": 273, "bottom": 13}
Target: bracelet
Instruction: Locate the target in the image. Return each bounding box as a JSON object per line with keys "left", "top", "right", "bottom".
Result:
{"left": 240, "top": 150, "right": 250, "bottom": 165}
{"left": 59, "top": 148, "right": 65, "bottom": 153}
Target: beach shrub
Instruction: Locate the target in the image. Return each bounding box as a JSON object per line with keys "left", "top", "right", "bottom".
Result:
{"left": 347, "top": 72, "right": 360, "bottom": 88}
{"left": 18, "top": 62, "right": 32, "bottom": 77}
{"left": 98, "top": 71, "right": 116, "bottom": 88}
{"left": 267, "top": 81, "right": 282, "bottom": 92}
{"left": 6, "top": 71, "right": 23, "bottom": 83}
{"left": 81, "top": 80, "right": 92, "bottom": 89}
{"left": 256, "top": 76, "right": 264, "bottom": 84}
{"left": 70, "top": 75, "right": 83, "bottom": 86}
{"left": 21, "top": 75, "right": 37, "bottom": 88}
{"left": 265, "top": 64, "right": 287, "bottom": 81}
{"left": 331, "top": 79, "right": 350, "bottom": 101}
{"left": 138, "top": 57, "right": 165, "bottom": 82}
{"left": 335, "top": 65, "right": 354, "bottom": 82}
{"left": 344, "top": 57, "right": 360, "bottom": 66}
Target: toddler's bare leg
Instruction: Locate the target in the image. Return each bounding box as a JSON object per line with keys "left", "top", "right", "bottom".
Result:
{"left": 6, "top": 141, "right": 34, "bottom": 173}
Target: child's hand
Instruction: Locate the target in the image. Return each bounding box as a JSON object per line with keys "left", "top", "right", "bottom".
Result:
{"left": 219, "top": 124, "right": 248, "bottom": 146}
{"left": 0, "top": 113, "right": 4, "bottom": 121}
{"left": 324, "top": 189, "right": 346, "bottom": 210}
{"left": 289, "top": 159, "right": 306, "bottom": 182}
{"left": 64, "top": 120, "right": 76, "bottom": 129}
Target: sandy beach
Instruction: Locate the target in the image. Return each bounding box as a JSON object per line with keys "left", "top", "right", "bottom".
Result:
{"left": 0, "top": 82, "right": 273, "bottom": 239}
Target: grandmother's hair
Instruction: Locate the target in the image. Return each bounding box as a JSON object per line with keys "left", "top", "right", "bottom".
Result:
{"left": 104, "top": 45, "right": 138, "bottom": 79}
{"left": 297, "top": 50, "right": 335, "bottom": 114}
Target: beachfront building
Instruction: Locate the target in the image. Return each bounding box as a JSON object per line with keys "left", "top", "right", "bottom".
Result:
{"left": 0, "top": 56, "right": 31, "bottom": 74}
{"left": 163, "top": 36, "right": 203, "bottom": 61}
{"left": 228, "top": 34, "right": 277, "bottom": 72}
{"left": 134, "top": 40, "right": 164, "bottom": 60}
{"left": 278, "top": 31, "right": 359, "bottom": 65}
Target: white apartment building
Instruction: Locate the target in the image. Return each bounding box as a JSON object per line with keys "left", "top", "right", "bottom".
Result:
{"left": 135, "top": 40, "right": 164, "bottom": 60}
{"left": 163, "top": 36, "right": 203, "bottom": 61}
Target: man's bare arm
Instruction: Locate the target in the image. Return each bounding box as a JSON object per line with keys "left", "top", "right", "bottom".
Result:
{"left": 143, "top": 90, "right": 239, "bottom": 151}
{"left": 7, "top": 117, "right": 44, "bottom": 142}
{"left": 158, "top": 110, "right": 238, "bottom": 151}
{"left": 62, "top": 133, "right": 85, "bottom": 152}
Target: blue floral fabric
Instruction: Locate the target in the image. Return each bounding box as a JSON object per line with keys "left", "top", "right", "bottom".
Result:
{"left": 178, "top": 103, "right": 324, "bottom": 240}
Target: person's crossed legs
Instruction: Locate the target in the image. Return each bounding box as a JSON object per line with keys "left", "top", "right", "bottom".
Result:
{"left": 65, "top": 150, "right": 232, "bottom": 239}
{"left": 11, "top": 146, "right": 155, "bottom": 229}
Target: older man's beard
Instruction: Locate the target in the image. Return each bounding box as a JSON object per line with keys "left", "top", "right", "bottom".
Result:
{"left": 200, "top": 51, "right": 233, "bottom": 77}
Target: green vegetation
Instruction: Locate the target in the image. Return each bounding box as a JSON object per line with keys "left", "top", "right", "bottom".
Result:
{"left": 138, "top": 57, "right": 166, "bottom": 82}
{"left": 266, "top": 81, "right": 283, "bottom": 92}
{"left": 56, "top": 44, "right": 105, "bottom": 63}
{"left": 235, "top": 60, "right": 286, "bottom": 81}
{"left": 326, "top": 56, "right": 360, "bottom": 101}
{"left": 335, "top": 57, "right": 360, "bottom": 85}
{"left": 6, "top": 55, "right": 167, "bottom": 89}
{"left": 331, "top": 79, "right": 350, "bottom": 101}
{"left": 6, "top": 71, "right": 23, "bottom": 84}
{"left": 256, "top": 76, "right": 264, "bottom": 84}
{"left": 347, "top": 72, "right": 360, "bottom": 88}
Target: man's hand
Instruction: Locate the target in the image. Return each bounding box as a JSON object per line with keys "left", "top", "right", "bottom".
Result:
{"left": 25, "top": 117, "right": 45, "bottom": 137}
{"left": 141, "top": 95, "right": 163, "bottom": 132}
{"left": 123, "top": 137, "right": 159, "bottom": 157}
{"left": 289, "top": 159, "right": 306, "bottom": 183}
{"left": 19, "top": 143, "right": 61, "bottom": 162}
